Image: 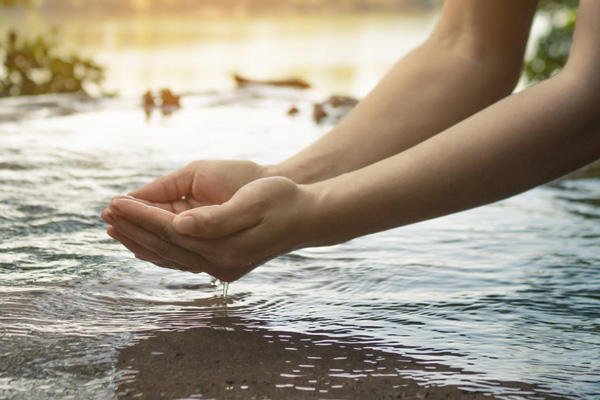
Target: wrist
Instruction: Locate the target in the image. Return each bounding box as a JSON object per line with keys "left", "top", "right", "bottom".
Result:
{"left": 265, "top": 153, "right": 341, "bottom": 185}
{"left": 297, "top": 179, "right": 350, "bottom": 248}
{"left": 261, "top": 163, "right": 284, "bottom": 179}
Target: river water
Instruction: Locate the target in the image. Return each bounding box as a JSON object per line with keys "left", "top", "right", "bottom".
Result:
{"left": 1, "top": 88, "right": 599, "bottom": 399}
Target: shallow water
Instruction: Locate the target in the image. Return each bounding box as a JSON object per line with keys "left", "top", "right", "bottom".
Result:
{"left": 1, "top": 91, "right": 599, "bottom": 399}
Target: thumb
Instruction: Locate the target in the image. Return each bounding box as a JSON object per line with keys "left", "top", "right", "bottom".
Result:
{"left": 173, "top": 198, "right": 262, "bottom": 239}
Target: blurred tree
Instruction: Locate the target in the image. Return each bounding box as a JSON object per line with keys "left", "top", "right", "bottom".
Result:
{"left": 0, "top": 30, "right": 104, "bottom": 97}
{"left": 524, "top": 0, "right": 578, "bottom": 84}
{"left": 0, "top": 0, "right": 32, "bottom": 7}
{"left": 0, "top": 0, "right": 105, "bottom": 97}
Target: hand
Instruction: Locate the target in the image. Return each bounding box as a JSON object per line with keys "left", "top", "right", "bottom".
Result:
{"left": 125, "top": 160, "right": 273, "bottom": 213}
{"left": 102, "top": 177, "right": 319, "bottom": 282}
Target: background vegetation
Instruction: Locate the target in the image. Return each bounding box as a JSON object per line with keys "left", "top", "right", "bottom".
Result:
{"left": 0, "top": 30, "right": 104, "bottom": 97}
{"left": 0, "top": 0, "right": 580, "bottom": 97}
{"left": 524, "top": 0, "right": 578, "bottom": 83}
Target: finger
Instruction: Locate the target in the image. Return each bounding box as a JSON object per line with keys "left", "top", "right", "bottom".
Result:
{"left": 107, "top": 201, "right": 223, "bottom": 276}
{"left": 101, "top": 208, "right": 116, "bottom": 225}
{"left": 109, "top": 197, "right": 223, "bottom": 258}
{"left": 111, "top": 195, "right": 177, "bottom": 213}
{"left": 111, "top": 216, "right": 213, "bottom": 275}
{"left": 152, "top": 260, "right": 189, "bottom": 272}
{"left": 140, "top": 197, "right": 210, "bottom": 213}
{"left": 108, "top": 209, "right": 217, "bottom": 276}
{"left": 108, "top": 227, "right": 187, "bottom": 272}
{"left": 110, "top": 197, "right": 176, "bottom": 230}
{"left": 128, "top": 164, "right": 194, "bottom": 203}
{"left": 107, "top": 225, "right": 163, "bottom": 262}
{"left": 110, "top": 197, "right": 188, "bottom": 244}
{"left": 114, "top": 195, "right": 207, "bottom": 214}
{"left": 108, "top": 225, "right": 188, "bottom": 271}
{"left": 172, "top": 198, "right": 196, "bottom": 214}
{"left": 172, "top": 194, "right": 263, "bottom": 239}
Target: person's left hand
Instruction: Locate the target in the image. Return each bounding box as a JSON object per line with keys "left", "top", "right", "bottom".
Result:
{"left": 102, "top": 177, "right": 320, "bottom": 282}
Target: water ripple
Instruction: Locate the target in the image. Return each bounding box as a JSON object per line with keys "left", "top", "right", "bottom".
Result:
{"left": 1, "top": 93, "right": 599, "bottom": 399}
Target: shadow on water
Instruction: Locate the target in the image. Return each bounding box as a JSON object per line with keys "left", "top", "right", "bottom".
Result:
{"left": 115, "top": 313, "right": 564, "bottom": 400}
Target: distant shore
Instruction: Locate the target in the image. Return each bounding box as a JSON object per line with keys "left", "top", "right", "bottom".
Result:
{"left": 1, "top": 0, "right": 437, "bottom": 18}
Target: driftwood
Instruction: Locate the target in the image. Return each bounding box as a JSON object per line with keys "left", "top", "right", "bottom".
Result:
{"left": 233, "top": 73, "right": 311, "bottom": 89}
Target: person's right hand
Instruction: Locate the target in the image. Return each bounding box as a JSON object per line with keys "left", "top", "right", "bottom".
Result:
{"left": 124, "top": 160, "right": 272, "bottom": 213}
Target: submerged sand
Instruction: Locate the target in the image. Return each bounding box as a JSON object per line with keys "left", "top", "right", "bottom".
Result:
{"left": 116, "top": 316, "right": 560, "bottom": 400}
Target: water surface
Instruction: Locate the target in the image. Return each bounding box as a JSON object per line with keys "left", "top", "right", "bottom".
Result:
{"left": 0, "top": 90, "right": 599, "bottom": 399}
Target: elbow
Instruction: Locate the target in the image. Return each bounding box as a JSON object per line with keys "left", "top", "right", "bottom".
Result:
{"left": 424, "top": 35, "right": 525, "bottom": 100}
{"left": 561, "top": 57, "right": 600, "bottom": 95}
{"left": 459, "top": 41, "right": 525, "bottom": 97}
{"left": 552, "top": 62, "right": 600, "bottom": 127}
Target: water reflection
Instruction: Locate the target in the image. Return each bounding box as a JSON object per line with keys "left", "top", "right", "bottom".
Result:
{"left": 115, "top": 314, "right": 553, "bottom": 400}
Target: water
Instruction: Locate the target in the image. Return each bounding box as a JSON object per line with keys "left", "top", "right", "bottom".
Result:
{"left": 1, "top": 89, "right": 599, "bottom": 399}
{"left": 222, "top": 282, "right": 229, "bottom": 298}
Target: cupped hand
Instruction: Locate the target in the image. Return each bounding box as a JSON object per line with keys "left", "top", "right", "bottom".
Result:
{"left": 102, "top": 176, "right": 319, "bottom": 282}
{"left": 125, "top": 160, "right": 273, "bottom": 213}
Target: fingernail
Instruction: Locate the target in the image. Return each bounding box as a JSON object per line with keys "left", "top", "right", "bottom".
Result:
{"left": 175, "top": 216, "right": 195, "bottom": 234}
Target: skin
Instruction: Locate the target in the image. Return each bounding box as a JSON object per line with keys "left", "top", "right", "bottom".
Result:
{"left": 102, "top": 0, "right": 600, "bottom": 282}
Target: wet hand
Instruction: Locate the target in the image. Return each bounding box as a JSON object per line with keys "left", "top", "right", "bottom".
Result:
{"left": 102, "top": 177, "right": 318, "bottom": 282}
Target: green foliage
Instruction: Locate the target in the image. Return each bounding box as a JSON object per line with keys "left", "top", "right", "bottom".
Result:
{"left": 0, "top": 0, "right": 32, "bottom": 7}
{"left": 537, "top": 0, "right": 578, "bottom": 11}
{"left": 524, "top": 0, "right": 578, "bottom": 83}
{"left": 0, "top": 30, "right": 105, "bottom": 97}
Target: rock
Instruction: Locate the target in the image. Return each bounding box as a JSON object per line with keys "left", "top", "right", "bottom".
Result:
{"left": 287, "top": 105, "right": 300, "bottom": 116}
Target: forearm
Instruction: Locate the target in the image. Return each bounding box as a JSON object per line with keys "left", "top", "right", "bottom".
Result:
{"left": 270, "top": 1, "right": 536, "bottom": 184}
{"left": 305, "top": 69, "right": 600, "bottom": 246}
{"left": 271, "top": 41, "right": 518, "bottom": 184}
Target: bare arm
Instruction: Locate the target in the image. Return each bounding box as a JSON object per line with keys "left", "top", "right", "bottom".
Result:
{"left": 116, "top": 0, "right": 539, "bottom": 230}
{"left": 306, "top": 0, "right": 600, "bottom": 245}
{"left": 104, "top": 0, "right": 600, "bottom": 283}
{"left": 271, "top": 0, "right": 538, "bottom": 183}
